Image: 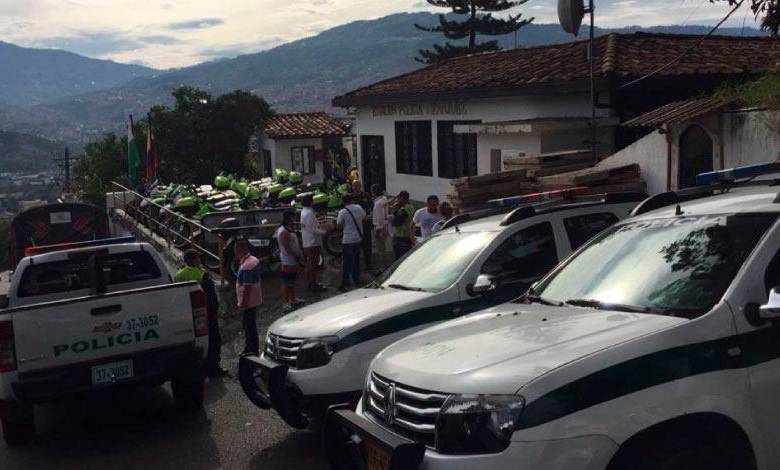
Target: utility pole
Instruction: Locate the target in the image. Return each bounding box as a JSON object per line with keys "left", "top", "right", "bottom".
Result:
{"left": 54, "top": 147, "right": 71, "bottom": 193}
{"left": 586, "top": 0, "right": 597, "bottom": 161}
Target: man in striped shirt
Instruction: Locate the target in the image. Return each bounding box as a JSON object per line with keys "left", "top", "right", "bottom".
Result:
{"left": 235, "top": 238, "right": 262, "bottom": 355}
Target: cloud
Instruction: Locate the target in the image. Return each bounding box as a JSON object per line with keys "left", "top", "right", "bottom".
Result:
{"left": 0, "top": 0, "right": 761, "bottom": 69}
{"left": 32, "top": 31, "right": 181, "bottom": 56}
{"left": 166, "top": 18, "right": 224, "bottom": 30}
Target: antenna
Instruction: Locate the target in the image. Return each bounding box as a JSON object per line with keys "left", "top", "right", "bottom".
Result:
{"left": 558, "top": 0, "right": 596, "bottom": 161}
{"left": 558, "top": 0, "right": 585, "bottom": 35}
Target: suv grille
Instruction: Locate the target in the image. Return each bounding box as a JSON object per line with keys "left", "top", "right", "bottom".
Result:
{"left": 365, "top": 372, "right": 448, "bottom": 448}
{"left": 264, "top": 334, "right": 303, "bottom": 367}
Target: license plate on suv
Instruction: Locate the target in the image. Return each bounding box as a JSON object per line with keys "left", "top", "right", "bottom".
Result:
{"left": 91, "top": 360, "right": 134, "bottom": 385}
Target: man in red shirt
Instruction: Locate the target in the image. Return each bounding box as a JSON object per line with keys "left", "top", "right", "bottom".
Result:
{"left": 235, "top": 238, "right": 262, "bottom": 355}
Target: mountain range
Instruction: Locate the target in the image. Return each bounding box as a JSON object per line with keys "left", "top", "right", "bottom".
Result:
{"left": 0, "top": 12, "right": 766, "bottom": 168}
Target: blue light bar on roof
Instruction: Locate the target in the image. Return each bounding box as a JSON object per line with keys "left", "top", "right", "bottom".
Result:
{"left": 696, "top": 160, "right": 780, "bottom": 186}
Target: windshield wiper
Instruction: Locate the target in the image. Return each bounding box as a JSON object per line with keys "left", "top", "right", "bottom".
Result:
{"left": 387, "top": 284, "right": 426, "bottom": 292}
{"left": 522, "top": 295, "right": 563, "bottom": 306}
{"left": 565, "top": 298, "right": 650, "bottom": 314}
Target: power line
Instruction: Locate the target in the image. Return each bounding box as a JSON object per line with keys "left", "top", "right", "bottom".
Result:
{"left": 620, "top": 0, "right": 747, "bottom": 90}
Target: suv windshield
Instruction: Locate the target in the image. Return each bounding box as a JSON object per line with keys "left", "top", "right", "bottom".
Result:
{"left": 376, "top": 231, "right": 496, "bottom": 292}
{"left": 534, "top": 213, "right": 777, "bottom": 318}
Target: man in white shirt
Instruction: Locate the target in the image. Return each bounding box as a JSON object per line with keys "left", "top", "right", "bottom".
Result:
{"left": 300, "top": 193, "right": 328, "bottom": 292}
{"left": 412, "top": 195, "right": 443, "bottom": 243}
{"left": 336, "top": 193, "right": 367, "bottom": 291}
{"left": 371, "top": 184, "right": 388, "bottom": 261}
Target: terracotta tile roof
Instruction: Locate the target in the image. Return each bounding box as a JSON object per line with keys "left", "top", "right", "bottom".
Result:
{"left": 623, "top": 97, "right": 738, "bottom": 127}
{"left": 261, "top": 112, "right": 349, "bottom": 139}
{"left": 334, "top": 33, "right": 779, "bottom": 106}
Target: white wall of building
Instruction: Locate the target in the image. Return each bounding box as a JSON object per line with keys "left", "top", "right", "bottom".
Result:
{"left": 263, "top": 136, "right": 324, "bottom": 182}
{"left": 597, "top": 130, "right": 669, "bottom": 195}
{"left": 354, "top": 93, "right": 612, "bottom": 201}
{"left": 598, "top": 109, "right": 780, "bottom": 196}
{"left": 723, "top": 110, "right": 780, "bottom": 166}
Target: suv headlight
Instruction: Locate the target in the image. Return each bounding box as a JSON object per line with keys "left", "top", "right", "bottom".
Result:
{"left": 296, "top": 336, "right": 339, "bottom": 369}
{"left": 435, "top": 394, "right": 525, "bottom": 455}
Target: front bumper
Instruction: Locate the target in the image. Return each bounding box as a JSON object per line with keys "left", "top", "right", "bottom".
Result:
{"left": 324, "top": 406, "right": 425, "bottom": 470}
{"left": 238, "top": 353, "right": 359, "bottom": 429}
{"left": 10, "top": 344, "right": 203, "bottom": 403}
{"left": 323, "top": 407, "right": 618, "bottom": 470}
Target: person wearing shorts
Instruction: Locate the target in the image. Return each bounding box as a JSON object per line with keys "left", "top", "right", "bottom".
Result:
{"left": 300, "top": 193, "right": 329, "bottom": 292}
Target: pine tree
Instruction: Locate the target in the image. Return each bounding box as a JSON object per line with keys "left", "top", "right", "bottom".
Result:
{"left": 416, "top": 0, "right": 533, "bottom": 64}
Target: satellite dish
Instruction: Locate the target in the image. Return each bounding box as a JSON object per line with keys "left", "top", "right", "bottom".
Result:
{"left": 558, "top": 0, "right": 585, "bottom": 36}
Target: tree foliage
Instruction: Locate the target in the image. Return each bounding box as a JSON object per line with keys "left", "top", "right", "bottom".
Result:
{"left": 149, "top": 87, "right": 273, "bottom": 183}
{"left": 714, "top": 0, "right": 780, "bottom": 36}
{"left": 75, "top": 87, "right": 273, "bottom": 204}
{"left": 716, "top": 73, "right": 780, "bottom": 109}
{"left": 74, "top": 131, "right": 138, "bottom": 206}
{"left": 415, "top": 0, "right": 533, "bottom": 63}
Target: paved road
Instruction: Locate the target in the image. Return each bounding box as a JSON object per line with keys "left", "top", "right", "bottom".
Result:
{"left": 0, "top": 374, "right": 329, "bottom": 470}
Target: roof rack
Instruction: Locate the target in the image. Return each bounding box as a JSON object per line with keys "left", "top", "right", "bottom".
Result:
{"left": 632, "top": 160, "right": 780, "bottom": 216}
{"left": 499, "top": 191, "right": 648, "bottom": 227}
{"left": 442, "top": 189, "right": 648, "bottom": 230}
{"left": 440, "top": 208, "right": 504, "bottom": 230}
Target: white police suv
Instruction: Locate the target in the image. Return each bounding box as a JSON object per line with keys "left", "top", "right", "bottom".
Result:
{"left": 325, "top": 162, "right": 780, "bottom": 470}
{"left": 238, "top": 189, "right": 646, "bottom": 429}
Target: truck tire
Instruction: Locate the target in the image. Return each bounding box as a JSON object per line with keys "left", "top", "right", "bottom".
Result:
{"left": 1, "top": 404, "right": 35, "bottom": 447}
{"left": 171, "top": 370, "right": 205, "bottom": 412}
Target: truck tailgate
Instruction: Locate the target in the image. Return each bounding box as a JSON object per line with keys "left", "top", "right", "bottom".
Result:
{"left": 10, "top": 283, "right": 200, "bottom": 374}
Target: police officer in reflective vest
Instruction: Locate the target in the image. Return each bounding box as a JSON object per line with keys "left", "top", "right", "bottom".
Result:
{"left": 175, "top": 250, "right": 227, "bottom": 377}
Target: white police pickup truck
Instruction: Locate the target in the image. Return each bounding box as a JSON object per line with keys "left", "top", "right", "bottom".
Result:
{"left": 325, "top": 162, "right": 780, "bottom": 470}
{"left": 0, "top": 237, "right": 209, "bottom": 446}
{"left": 239, "top": 189, "right": 646, "bottom": 429}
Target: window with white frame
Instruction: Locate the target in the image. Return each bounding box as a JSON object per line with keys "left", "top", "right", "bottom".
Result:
{"left": 291, "top": 146, "right": 316, "bottom": 175}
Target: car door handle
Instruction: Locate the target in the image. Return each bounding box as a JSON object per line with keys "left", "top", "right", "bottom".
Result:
{"left": 91, "top": 304, "right": 122, "bottom": 316}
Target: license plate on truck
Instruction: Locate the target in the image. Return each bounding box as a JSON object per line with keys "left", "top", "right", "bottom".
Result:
{"left": 91, "top": 360, "right": 134, "bottom": 385}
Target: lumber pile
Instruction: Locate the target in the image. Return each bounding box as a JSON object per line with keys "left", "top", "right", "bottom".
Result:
{"left": 538, "top": 162, "right": 641, "bottom": 187}
{"left": 448, "top": 149, "right": 645, "bottom": 211}
{"left": 502, "top": 149, "right": 595, "bottom": 177}
{"left": 448, "top": 169, "right": 536, "bottom": 210}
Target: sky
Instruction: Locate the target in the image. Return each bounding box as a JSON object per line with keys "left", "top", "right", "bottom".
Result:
{"left": 0, "top": 0, "right": 756, "bottom": 70}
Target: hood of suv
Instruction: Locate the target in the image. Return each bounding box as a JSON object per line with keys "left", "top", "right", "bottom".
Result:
{"left": 372, "top": 303, "right": 686, "bottom": 395}
{"left": 270, "top": 287, "right": 434, "bottom": 339}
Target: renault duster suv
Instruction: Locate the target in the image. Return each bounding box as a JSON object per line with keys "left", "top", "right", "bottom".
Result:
{"left": 326, "top": 164, "right": 780, "bottom": 470}
{"left": 239, "top": 189, "right": 645, "bottom": 429}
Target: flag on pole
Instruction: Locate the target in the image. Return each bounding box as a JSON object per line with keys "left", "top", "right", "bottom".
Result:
{"left": 145, "top": 114, "right": 159, "bottom": 182}
{"left": 127, "top": 114, "right": 141, "bottom": 187}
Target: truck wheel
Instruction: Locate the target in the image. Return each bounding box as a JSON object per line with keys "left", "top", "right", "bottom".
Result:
{"left": 1, "top": 405, "right": 35, "bottom": 447}
{"left": 171, "top": 370, "right": 205, "bottom": 412}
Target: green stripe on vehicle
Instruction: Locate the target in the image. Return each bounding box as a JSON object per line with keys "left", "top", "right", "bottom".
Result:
{"left": 518, "top": 326, "right": 780, "bottom": 430}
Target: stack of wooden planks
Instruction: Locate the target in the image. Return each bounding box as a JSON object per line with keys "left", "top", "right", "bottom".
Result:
{"left": 501, "top": 149, "right": 595, "bottom": 177}
{"left": 448, "top": 151, "right": 646, "bottom": 211}
{"left": 448, "top": 169, "right": 536, "bottom": 211}
{"left": 538, "top": 163, "right": 645, "bottom": 194}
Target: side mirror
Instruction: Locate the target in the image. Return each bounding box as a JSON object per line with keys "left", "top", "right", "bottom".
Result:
{"left": 759, "top": 288, "right": 780, "bottom": 321}
{"left": 469, "top": 274, "right": 497, "bottom": 296}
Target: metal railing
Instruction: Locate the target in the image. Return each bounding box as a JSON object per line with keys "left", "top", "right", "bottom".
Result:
{"left": 109, "top": 182, "right": 228, "bottom": 284}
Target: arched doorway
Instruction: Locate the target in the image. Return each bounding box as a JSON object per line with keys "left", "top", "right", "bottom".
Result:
{"left": 678, "top": 125, "right": 713, "bottom": 189}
